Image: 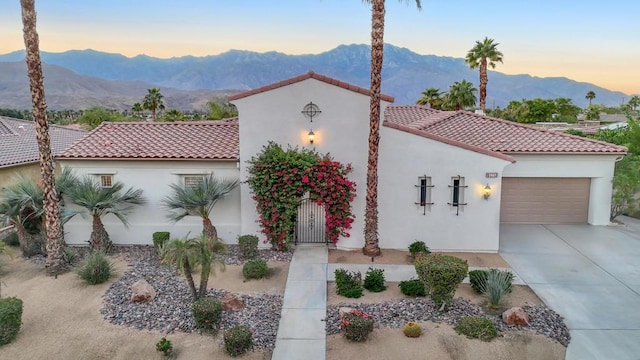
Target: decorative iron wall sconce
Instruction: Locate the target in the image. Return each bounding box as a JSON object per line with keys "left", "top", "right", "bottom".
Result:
{"left": 308, "top": 129, "right": 315, "bottom": 144}
{"left": 483, "top": 184, "right": 492, "bottom": 200}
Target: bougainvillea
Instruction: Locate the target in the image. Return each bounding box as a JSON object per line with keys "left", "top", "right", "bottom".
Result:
{"left": 246, "top": 142, "right": 356, "bottom": 250}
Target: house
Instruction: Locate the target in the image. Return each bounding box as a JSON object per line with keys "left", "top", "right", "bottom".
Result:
{"left": 57, "top": 119, "right": 241, "bottom": 245}
{"left": 58, "top": 72, "right": 626, "bottom": 252}
{"left": 0, "top": 116, "right": 87, "bottom": 188}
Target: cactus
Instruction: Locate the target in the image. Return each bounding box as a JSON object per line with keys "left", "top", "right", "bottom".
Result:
{"left": 403, "top": 322, "right": 422, "bottom": 338}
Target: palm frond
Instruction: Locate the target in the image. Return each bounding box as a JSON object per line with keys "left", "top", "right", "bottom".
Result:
{"left": 162, "top": 174, "right": 239, "bottom": 223}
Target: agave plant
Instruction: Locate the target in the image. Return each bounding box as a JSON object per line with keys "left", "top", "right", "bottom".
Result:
{"left": 479, "top": 269, "right": 514, "bottom": 308}
{"left": 66, "top": 176, "right": 145, "bottom": 252}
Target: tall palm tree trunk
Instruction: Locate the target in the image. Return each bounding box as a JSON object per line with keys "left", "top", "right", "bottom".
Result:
{"left": 21, "top": 0, "right": 66, "bottom": 274}
{"left": 363, "top": 0, "right": 384, "bottom": 258}
{"left": 479, "top": 60, "right": 488, "bottom": 112}
{"left": 202, "top": 217, "right": 218, "bottom": 241}
{"left": 90, "top": 214, "right": 112, "bottom": 252}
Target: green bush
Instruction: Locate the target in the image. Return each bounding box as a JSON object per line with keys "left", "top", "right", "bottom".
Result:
{"left": 155, "top": 337, "right": 173, "bottom": 357}
{"left": 77, "top": 250, "right": 114, "bottom": 285}
{"left": 223, "top": 325, "right": 253, "bottom": 357}
{"left": 479, "top": 269, "right": 514, "bottom": 308}
{"left": 0, "top": 297, "right": 23, "bottom": 346}
{"left": 454, "top": 316, "right": 498, "bottom": 342}
{"left": 3, "top": 232, "right": 19, "bottom": 247}
{"left": 334, "top": 268, "right": 363, "bottom": 298}
{"left": 469, "top": 269, "right": 514, "bottom": 294}
{"left": 152, "top": 232, "right": 170, "bottom": 255}
{"left": 242, "top": 259, "right": 268, "bottom": 280}
{"left": 340, "top": 309, "right": 374, "bottom": 342}
{"left": 191, "top": 297, "right": 223, "bottom": 332}
{"left": 415, "top": 254, "right": 468, "bottom": 310}
{"left": 238, "top": 235, "right": 259, "bottom": 259}
{"left": 62, "top": 247, "right": 78, "bottom": 266}
{"left": 408, "top": 241, "right": 430, "bottom": 256}
{"left": 363, "top": 267, "right": 386, "bottom": 292}
{"left": 398, "top": 279, "right": 426, "bottom": 297}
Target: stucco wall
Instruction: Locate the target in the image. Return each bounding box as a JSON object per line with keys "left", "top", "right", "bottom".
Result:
{"left": 0, "top": 162, "right": 65, "bottom": 189}
{"left": 59, "top": 160, "right": 241, "bottom": 246}
{"left": 233, "top": 78, "right": 391, "bottom": 248}
{"left": 378, "top": 128, "right": 512, "bottom": 252}
{"left": 502, "top": 154, "right": 621, "bottom": 225}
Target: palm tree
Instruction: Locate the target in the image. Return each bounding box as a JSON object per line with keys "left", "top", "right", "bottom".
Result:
{"left": 162, "top": 174, "right": 239, "bottom": 241}
{"left": 163, "top": 109, "right": 184, "bottom": 122}
{"left": 465, "top": 37, "right": 503, "bottom": 113}
{"left": 362, "top": 0, "right": 422, "bottom": 258}
{"left": 586, "top": 91, "right": 596, "bottom": 106}
{"left": 143, "top": 88, "right": 165, "bottom": 121}
{"left": 131, "top": 102, "right": 143, "bottom": 119}
{"left": 67, "top": 177, "right": 146, "bottom": 252}
{"left": 20, "top": 0, "right": 66, "bottom": 274}
{"left": 446, "top": 80, "right": 478, "bottom": 110}
{"left": 162, "top": 234, "right": 226, "bottom": 301}
{"left": 628, "top": 95, "right": 640, "bottom": 111}
{"left": 416, "top": 87, "right": 443, "bottom": 108}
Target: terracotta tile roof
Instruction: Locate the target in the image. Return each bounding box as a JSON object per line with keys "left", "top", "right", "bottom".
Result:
{"left": 228, "top": 71, "right": 395, "bottom": 103}
{"left": 0, "top": 117, "right": 87, "bottom": 168}
{"left": 58, "top": 120, "right": 239, "bottom": 161}
{"left": 384, "top": 106, "right": 627, "bottom": 156}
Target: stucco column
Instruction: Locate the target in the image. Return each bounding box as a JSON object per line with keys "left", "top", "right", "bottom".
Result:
{"left": 589, "top": 177, "right": 614, "bottom": 225}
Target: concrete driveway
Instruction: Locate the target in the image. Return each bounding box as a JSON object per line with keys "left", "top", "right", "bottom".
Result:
{"left": 499, "top": 218, "right": 640, "bottom": 360}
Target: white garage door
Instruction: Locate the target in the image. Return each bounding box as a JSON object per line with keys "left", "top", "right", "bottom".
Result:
{"left": 500, "top": 178, "right": 590, "bottom": 224}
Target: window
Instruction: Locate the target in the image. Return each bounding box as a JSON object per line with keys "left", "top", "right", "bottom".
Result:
{"left": 183, "top": 175, "right": 204, "bottom": 189}
{"left": 448, "top": 176, "right": 468, "bottom": 215}
{"left": 415, "top": 176, "right": 434, "bottom": 215}
{"left": 99, "top": 175, "right": 113, "bottom": 188}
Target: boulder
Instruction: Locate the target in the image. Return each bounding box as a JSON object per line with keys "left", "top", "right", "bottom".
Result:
{"left": 222, "top": 293, "right": 244, "bottom": 311}
{"left": 502, "top": 307, "right": 529, "bottom": 326}
{"left": 131, "top": 279, "right": 156, "bottom": 303}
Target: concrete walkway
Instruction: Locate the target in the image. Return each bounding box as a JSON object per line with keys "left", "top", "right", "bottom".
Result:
{"left": 500, "top": 222, "right": 640, "bottom": 360}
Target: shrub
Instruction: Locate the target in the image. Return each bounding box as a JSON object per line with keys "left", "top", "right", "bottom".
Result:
{"left": 62, "top": 247, "right": 78, "bottom": 265}
{"left": 155, "top": 337, "right": 173, "bottom": 357}
{"left": 454, "top": 316, "right": 498, "bottom": 342}
{"left": 238, "top": 235, "right": 259, "bottom": 259}
{"left": 3, "top": 232, "right": 19, "bottom": 247}
{"left": 479, "top": 269, "right": 514, "bottom": 308}
{"left": 469, "top": 269, "right": 514, "bottom": 294}
{"left": 408, "top": 241, "right": 430, "bottom": 257}
{"left": 77, "top": 250, "right": 114, "bottom": 285}
{"left": 340, "top": 309, "right": 374, "bottom": 342}
{"left": 223, "top": 325, "right": 253, "bottom": 357}
{"left": 334, "top": 268, "right": 363, "bottom": 298}
{"left": 0, "top": 297, "right": 23, "bottom": 346}
{"left": 415, "top": 254, "right": 468, "bottom": 310}
{"left": 363, "top": 267, "right": 386, "bottom": 292}
{"left": 191, "top": 297, "right": 223, "bottom": 332}
{"left": 403, "top": 322, "right": 422, "bottom": 338}
{"left": 242, "top": 259, "right": 268, "bottom": 280}
{"left": 398, "top": 279, "right": 426, "bottom": 297}
{"left": 152, "top": 232, "right": 170, "bottom": 255}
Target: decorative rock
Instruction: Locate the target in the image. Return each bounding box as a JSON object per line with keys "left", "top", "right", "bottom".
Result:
{"left": 339, "top": 307, "right": 355, "bottom": 317}
{"left": 502, "top": 307, "right": 529, "bottom": 326}
{"left": 222, "top": 293, "right": 244, "bottom": 311}
{"left": 131, "top": 279, "right": 156, "bottom": 302}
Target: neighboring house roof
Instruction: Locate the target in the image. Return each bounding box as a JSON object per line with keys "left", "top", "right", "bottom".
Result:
{"left": 228, "top": 71, "right": 395, "bottom": 103}
{"left": 58, "top": 119, "right": 239, "bottom": 161}
{"left": 384, "top": 106, "right": 627, "bottom": 157}
{"left": 0, "top": 116, "right": 87, "bottom": 168}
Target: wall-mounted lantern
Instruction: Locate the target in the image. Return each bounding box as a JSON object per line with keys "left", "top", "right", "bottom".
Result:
{"left": 308, "top": 129, "right": 315, "bottom": 144}
{"left": 483, "top": 184, "right": 492, "bottom": 200}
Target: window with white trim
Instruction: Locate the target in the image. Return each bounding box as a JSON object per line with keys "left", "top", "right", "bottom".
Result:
{"left": 415, "top": 175, "right": 434, "bottom": 215}
{"left": 99, "top": 175, "right": 113, "bottom": 188}
{"left": 183, "top": 175, "right": 205, "bottom": 189}
{"left": 448, "top": 175, "right": 468, "bottom": 215}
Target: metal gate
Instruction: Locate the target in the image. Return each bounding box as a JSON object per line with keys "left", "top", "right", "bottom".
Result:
{"left": 294, "top": 198, "right": 327, "bottom": 244}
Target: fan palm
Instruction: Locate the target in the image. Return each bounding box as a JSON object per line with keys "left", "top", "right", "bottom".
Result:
{"left": 162, "top": 234, "right": 226, "bottom": 300}
{"left": 416, "top": 87, "right": 443, "bottom": 108}
{"left": 162, "top": 174, "right": 239, "bottom": 241}
{"left": 446, "top": 80, "right": 478, "bottom": 110}
{"left": 585, "top": 91, "right": 596, "bottom": 106}
{"left": 66, "top": 176, "right": 146, "bottom": 252}
{"left": 143, "top": 88, "right": 165, "bottom": 121}
{"left": 362, "top": 0, "right": 422, "bottom": 258}
{"left": 465, "top": 37, "right": 503, "bottom": 112}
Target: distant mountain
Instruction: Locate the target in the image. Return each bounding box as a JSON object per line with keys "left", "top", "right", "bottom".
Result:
{"left": 0, "top": 44, "right": 630, "bottom": 109}
{"left": 0, "top": 61, "right": 235, "bottom": 111}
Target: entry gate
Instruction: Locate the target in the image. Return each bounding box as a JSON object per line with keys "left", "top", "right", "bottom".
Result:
{"left": 294, "top": 198, "right": 327, "bottom": 244}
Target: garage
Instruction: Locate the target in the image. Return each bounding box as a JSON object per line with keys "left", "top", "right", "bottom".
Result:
{"left": 500, "top": 177, "right": 591, "bottom": 224}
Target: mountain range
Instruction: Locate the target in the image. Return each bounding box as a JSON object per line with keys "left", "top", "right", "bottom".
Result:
{"left": 0, "top": 44, "right": 631, "bottom": 111}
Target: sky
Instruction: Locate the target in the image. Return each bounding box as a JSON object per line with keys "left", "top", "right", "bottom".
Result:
{"left": 1, "top": 0, "right": 638, "bottom": 95}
